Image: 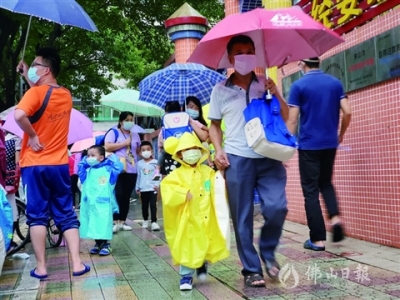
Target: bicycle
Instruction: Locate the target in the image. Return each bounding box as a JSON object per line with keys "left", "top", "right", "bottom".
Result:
{"left": 6, "top": 170, "right": 63, "bottom": 256}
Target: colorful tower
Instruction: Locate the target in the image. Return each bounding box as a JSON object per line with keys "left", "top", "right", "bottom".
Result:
{"left": 165, "top": 3, "right": 208, "bottom": 64}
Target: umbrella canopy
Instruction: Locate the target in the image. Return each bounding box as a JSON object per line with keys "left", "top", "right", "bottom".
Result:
{"left": 100, "top": 89, "right": 164, "bottom": 117}
{"left": 70, "top": 131, "right": 104, "bottom": 153}
{"left": 3, "top": 108, "right": 93, "bottom": 144}
{"left": 0, "top": 107, "right": 16, "bottom": 121}
{"left": 187, "top": 7, "right": 344, "bottom": 69}
{"left": 139, "top": 63, "right": 226, "bottom": 108}
{"left": 0, "top": 0, "right": 98, "bottom": 32}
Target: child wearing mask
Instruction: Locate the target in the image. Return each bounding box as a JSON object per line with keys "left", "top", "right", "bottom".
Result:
{"left": 160, "top": 132, "right": 229, "bottom": 291}
{"left": 135, "top": 141, "right": 160, "bottom": 231}
{"left": 78, "top": 145, "right": 123, "bottom": 256}
{"left": 154, "top": 98, "right": 209, "bottom": 178}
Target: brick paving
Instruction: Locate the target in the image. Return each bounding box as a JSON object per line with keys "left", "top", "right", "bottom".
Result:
{"left": 1, "top": 203, "right": 400, "bottom": 300}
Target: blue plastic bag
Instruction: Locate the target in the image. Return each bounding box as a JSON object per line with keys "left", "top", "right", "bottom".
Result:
{"left": 244, "top": 93, "right": 297, "bottom": 161}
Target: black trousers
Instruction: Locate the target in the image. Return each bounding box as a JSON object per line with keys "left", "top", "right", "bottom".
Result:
{"left": 141, "top": 191, "right": 157, "bottom": 223}
{"left": 70, "top": 174, "right": 80, "bottom": 207}
{"left": 299, "top": 149, "right": 340, "bottom": 242}
{"left": 113, "top": 173, "right": 137, "bottom": 221}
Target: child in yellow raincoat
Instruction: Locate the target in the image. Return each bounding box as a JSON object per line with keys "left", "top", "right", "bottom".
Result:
{"left": 160, "top": 132, "right": 230, "bottom": 291}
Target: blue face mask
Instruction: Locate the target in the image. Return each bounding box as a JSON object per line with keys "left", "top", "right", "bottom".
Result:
{"left": 87, "top": 157, "right": 100, "bottom": 167}
{"left": 186, "top": 109, "right": 199, "bottom": 120}
{"left": 27, "top": 67, "right": 40, "bottom": 84}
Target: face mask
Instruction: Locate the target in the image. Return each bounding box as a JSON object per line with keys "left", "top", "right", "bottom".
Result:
{"left": 122, "top": 121, "right": 134, "bottom": 131}
{"left": 87, "top": 157, "right": 100, "bottom": 167}
{"left": 186, "top": 109, "right": 199, "bottom": 120}
{"left": 27, "top": 67, "right": 41, "bottom": 84}
{"left": 182, "top": 149, "right": 202, "bottom": 165}
{"left": 141, "top": 151, "right": 151, "bottom": 159}
{"left": 234, "top": 54, "right": 257, "bottom": 76}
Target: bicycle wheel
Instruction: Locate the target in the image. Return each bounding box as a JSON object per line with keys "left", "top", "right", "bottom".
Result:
{"left": 46, "top": 219, "right": 63, "bottom": 247}
{"left": 15, "top": 200, "right": 29, "bottom": 241}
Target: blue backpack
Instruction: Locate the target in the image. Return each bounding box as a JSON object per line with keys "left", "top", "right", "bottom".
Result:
{"left": 95, "top": 128, "right": 119, "bottom": 146}
{"left": 244, "top": 93, "right": 297, "bottom": 162}
{"left": 162, "top": 112, "right": 193, "bottom": 140}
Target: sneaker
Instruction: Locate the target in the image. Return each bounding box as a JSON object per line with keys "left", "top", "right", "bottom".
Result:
{"left": 89, "top": 243, "right": 101, "bottom": 255}
{"left": 142, "top": 220, "right": 149, "bottom": 229}
{"left": 151, "top": 222, "right": 160, "bottom": 231}
{"left": 113, "top": 224, "right": 122, "bottom": 233}
{"left": 99, "top": 243, "right": 112, "bottom": 256}
{"left": 121, "top": 223, "right": 132, "bottom": 231}
{"left": 196, "top": 262, "right": 208, "bottom": 282}
{"left": 179, "top": 276, "right": 193, "bottom": 291}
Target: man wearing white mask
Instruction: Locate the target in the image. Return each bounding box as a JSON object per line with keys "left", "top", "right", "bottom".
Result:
{"left": 15, "top": 48, "right": 89, "bottom": 279}
{"left": 208, "top": 35, "right": 288, "bottom": 288}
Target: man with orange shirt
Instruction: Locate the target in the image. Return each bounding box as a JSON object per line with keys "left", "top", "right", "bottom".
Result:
{"left": 15, "top": 48, "right": 89, "bottom": 279}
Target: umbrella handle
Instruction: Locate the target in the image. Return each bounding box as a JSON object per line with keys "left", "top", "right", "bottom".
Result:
{"left": 265, "top": 69, "right": 272, "bottom": 100}
{"left": 19, "top": 16, "right": 32, "bottom": 74}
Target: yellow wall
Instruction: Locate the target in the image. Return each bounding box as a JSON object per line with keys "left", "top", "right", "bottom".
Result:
{"left": 263, "top": 0, "right": 292, "bottom": 84}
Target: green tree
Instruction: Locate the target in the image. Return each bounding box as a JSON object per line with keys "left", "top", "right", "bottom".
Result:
{"left": 0, "top": 1, "right": 224, "bottom": 115}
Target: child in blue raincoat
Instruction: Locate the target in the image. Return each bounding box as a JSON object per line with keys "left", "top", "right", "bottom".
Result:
{"left": 78, "top": 145, "right": 123, "bottom": 256}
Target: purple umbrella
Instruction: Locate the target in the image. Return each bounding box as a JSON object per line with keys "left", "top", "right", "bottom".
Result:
{"left": 2, "top": 107, "right": 93, "bottom": 145}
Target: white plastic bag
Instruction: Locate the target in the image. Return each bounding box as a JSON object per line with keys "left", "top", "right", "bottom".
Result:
{"left": 214, "top": 171, "right": 230, "bottom": 251}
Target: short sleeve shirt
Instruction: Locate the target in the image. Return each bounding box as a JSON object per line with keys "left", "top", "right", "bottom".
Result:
{"left": 208, "top": 75, "right": 266, "bottom": 158}
{"left": 16, "top": 85, "right": 72, "bottom": 167}
{"left": 104, "top": 128, "right": 140, "bottom": 173}
{"left": 288, "top": 70, "right": 346, "bottom": 150}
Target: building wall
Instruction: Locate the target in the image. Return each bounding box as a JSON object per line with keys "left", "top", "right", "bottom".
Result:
{"left": 279, "top": 8, "right": 400, "bottom": 248}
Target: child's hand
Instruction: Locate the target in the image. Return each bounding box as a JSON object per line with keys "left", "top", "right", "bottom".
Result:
{"left": 153, "top": 186, "right": 159, "bottom": 193}
{"left": 136, "top": 190, "right": 140, "bottom": 195}
{"left": 186, "top": 191, "right": 193, "bottom": 201}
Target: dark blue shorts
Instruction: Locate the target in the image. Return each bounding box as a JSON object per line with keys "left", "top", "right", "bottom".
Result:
{"left": 21, "top": 164, "right": 79, "bottom": 232}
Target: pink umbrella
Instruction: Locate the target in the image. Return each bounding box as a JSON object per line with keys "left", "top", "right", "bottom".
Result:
{"left": 187, "top": 7, "right": 344, "bottom": 69}
{"left": 70, "top": 131, "right": 105, "bottom": 152}
{"left": 3, "top": 108, "right": 93, "bottom": 145}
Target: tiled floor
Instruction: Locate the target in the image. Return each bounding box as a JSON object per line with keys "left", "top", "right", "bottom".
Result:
{"left": 1, "top": 204, "right": 400, "bottom": 300}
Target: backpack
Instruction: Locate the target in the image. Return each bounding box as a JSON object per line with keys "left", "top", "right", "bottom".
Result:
{"left": 162, "top": 112, "right": 192, "bottom": 140}
{"left": 244, "top": 93, "right": 297, "bottom": 162}
{"left": 95, "top": 128, "right": 119, "bottom": 146}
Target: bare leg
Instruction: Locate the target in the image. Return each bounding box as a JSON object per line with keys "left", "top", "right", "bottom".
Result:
{"left": 30, "top": 225, "right": 47, "bottom": 275}
{"left": 63, "top": 228, "right": 85, "bottom": 273}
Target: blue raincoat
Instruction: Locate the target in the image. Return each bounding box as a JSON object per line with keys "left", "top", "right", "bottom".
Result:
{"left": 78, "top": 154, "right": 123, "bottom": 240}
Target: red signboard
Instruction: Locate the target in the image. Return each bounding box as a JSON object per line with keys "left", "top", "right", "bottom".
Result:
{"left": 296, "top": 0, "right": 400, "bottom": 35}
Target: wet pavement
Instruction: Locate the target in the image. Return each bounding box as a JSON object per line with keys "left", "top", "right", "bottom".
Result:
{"left": 1, "top": 202, "right": 400, "bottom": 300}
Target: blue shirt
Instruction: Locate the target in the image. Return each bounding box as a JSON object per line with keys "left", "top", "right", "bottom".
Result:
{"left": 288, "top": 70, "right": 346, "bottom": 150}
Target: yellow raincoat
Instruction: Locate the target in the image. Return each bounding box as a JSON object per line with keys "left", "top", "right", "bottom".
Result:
{"left": 161, "top": 132, "right": 229, "bottom": 269}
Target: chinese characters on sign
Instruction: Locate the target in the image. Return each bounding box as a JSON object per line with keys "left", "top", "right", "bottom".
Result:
{"left": 302, "top": 0, "right": 395, "bottom": 35}
{"left": 279, "top": 263, "right": 371, "bottom": 289}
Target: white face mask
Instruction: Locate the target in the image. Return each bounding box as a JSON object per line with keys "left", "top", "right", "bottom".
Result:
{"left": 27, "top": 67, "right": 41, "bottom": 84}
{"left": 234, "top": 54, "right": 257, "bottom": 76}
{"left": 141, "top": 151, "right": 151, "bottom": 159}
{"left": 123, "top": 121, "right": 134, "bottom": 131}
{"left": 182, "top": 149, "right": 202, "bottom": 165}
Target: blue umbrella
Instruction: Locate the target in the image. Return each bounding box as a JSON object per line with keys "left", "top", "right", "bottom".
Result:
{"left": 0, "top": 0, "right": 98, "bottom": 31}
{"left": 0, "top": 0, "right": 98, "bottom": 63}
{"left": 139, "top": 63, "right": 226, "bottom": 108}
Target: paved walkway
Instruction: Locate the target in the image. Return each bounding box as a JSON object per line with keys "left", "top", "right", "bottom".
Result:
{"left": 1, "top": 203, "right": 400, "bottom": 300}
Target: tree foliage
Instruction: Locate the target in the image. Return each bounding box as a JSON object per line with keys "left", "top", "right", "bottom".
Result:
{"left": 0, "top": 0, "right": 224, "bottom": 114}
